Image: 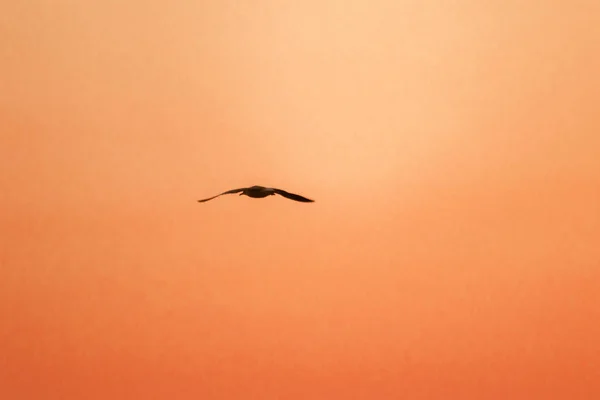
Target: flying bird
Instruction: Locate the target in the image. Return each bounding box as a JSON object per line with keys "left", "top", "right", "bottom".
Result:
{"left": 197, "top": 185, "right": 314, "bottom": 203}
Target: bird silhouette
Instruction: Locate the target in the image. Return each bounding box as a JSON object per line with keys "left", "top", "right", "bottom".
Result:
{"left": 197, "top": 185, "right": 314, "bottom": 203}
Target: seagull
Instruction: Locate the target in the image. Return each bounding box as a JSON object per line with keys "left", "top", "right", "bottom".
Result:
{"left": 197, "top": 185, "right": 314, "bottom": 203}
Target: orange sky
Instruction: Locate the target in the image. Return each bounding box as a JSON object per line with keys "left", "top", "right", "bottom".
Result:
{"left": 1, "top": 1, "right": 599, "bottom": 399}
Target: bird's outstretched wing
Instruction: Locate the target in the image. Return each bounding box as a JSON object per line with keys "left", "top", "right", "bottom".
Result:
{"left": 197, "top": 187, "right": 245, "bottom": 202}
{"left": 273, "top": 188, "right": 314, "bottom": 202}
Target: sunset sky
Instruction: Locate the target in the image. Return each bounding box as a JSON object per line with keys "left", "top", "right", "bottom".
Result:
{"left": 1, "top": 1, "right": 599, "bottom": 399}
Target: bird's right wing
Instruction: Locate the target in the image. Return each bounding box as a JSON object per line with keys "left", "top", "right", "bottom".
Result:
{"left": 197, "top": 187, "right": 245, "bottom": 202}
{"left": 273, "top": 188, "right": 314, "bottom": 202}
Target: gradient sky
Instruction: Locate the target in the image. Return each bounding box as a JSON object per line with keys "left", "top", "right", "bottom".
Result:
{"left": 1, "top": 1, "right": 599, "bottom": 399}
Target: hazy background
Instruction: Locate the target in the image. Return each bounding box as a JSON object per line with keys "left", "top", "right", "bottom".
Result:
{"left": 1, "top": 1, "right": 599, "bottom": 398}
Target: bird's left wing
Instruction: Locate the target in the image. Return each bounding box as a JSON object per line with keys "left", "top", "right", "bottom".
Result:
{"left": 197, "top": 187, "right": 245, "bottom": 202}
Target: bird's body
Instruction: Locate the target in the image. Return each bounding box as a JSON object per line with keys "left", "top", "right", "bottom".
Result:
{"left": 243, "top": 186, "right": 276, "bottom": 198}
{"left": 197, "top": 185, "right": 314, "bottom": 203}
